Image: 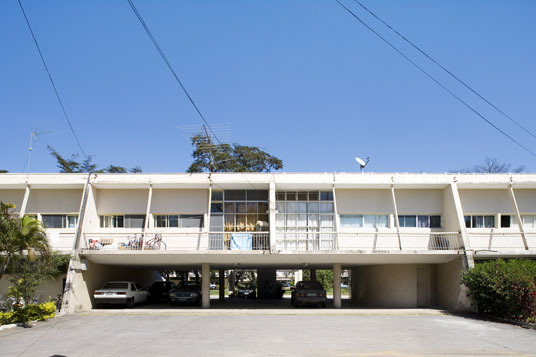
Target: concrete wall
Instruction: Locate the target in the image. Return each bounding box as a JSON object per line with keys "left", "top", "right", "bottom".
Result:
{"left": 336, "top": 189, "right": 393, "bottom": 214}
{"left": 97, "top": 189, "right": 149, "bottom": 214}
{"left": 459, "top": 189, "right": 513, "bottom": 214}
{"left": 0, "top": 189, "right": 25, "bottom": 213}
{"left": 26, "top": 189, "right": 83, "bottom": 214}
{"left": 395, "top": 189, "right": 443, "bottom": 215}
{"left": 514, "top": 189, "right": 536, "bottom": 213}
{"left": 0, "top": 274, "right": 66, "bottom": 303}
{"left": 442, "top": 186, "right": 461, "bottom": 232}
{"left": 151, "top": 189, "right": 208, "bottom": 214}
{"left": 66, "top": 261, "right": 157, "bottom": 312}
{"left": 434, "top": 257, "right": 468, "bottom": 310}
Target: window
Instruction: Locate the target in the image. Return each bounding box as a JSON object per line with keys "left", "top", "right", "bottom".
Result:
{"left": 398, "top": 215, "right": 441, "bottom": 228}
{"left": 276, "top": 191, "right": 335, "bottom": 232}
{"left": 209, "top": 190, "right": 269, "bottom": 232}
{"left": 500, "top": 215, "right": 516, "bottom": 228}
{"left": 42, "top": 215, "right": 78, "bottom": 229}
{"left": 340, "top": 215, "right": 389, "bottom": 228}
{"left": 464, "top": 215, "right": 495, "bottom": 228}
{"left": 100, "top": 215, "right": 145, "bottom": 228}
{"left": 522, "top": 215, "right": 536, "bottom": 229}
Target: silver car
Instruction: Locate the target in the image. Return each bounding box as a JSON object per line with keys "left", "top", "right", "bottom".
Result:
{"left": 93, "top": 281, "right": 148, "bottom": 308}
{"left": 291, "top": 280, "right": 327, "bottom": 308}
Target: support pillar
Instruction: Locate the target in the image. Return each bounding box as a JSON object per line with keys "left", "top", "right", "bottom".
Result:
{"left": 219, "top": 269, "right": 225, "bottom": 302}
{"left": 294, "top": 270, "right": 302, "bottom": 285}
{"left": 333, "top": 263, "right": 342, "bottom": 309}
{"left": 310, "top": 269, "right": 316, "bottom": 281}
{"left": 19, "top": 184, "right": 30, "bottom": 218}
{"left": 202, "top": 263, "right": 210, "bottom": 308}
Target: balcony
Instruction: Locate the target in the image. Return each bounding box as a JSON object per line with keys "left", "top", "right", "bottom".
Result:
{"left": 46, "top": 231, "right": 76, "bottom": 252}
{"left": 338, "top": 232, "right": 462, "bottom": 251}
{"left": 467, "top": 232, "right": 536, "bottom": 251}
{"left": 275, "top": 232, "right": 335, "bottom": 251}
{"left": 208, "top": 232, "right": 270, "bottom": 251}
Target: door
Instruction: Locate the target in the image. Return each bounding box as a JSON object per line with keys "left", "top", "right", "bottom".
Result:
{"left": 417, "top": 268, "right": 430, "bottom": 307}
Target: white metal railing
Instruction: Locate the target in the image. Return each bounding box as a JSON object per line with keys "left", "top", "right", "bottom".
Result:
{"left": 208, "top": 232, "right": 270, "bottom": 251}
{"left": 526, "top": 232, "right": 536, "bottom": 250}
{"left": 468, "top": 232, "right": 526, "bottom": 251}
{"left": 338, "top": 232, "right": 462, "bottom": 251}
{"left": 46, "top": 231, "right": 76, "bottom": 251}
{"left": 275, "top": 232, "right": 335, "bottom": 251}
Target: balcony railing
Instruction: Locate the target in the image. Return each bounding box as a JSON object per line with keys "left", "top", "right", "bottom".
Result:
{"left": 275, "top": 232, "right": 335, "bottom": 251}
{"left": 338, "top": 232, "right": 462, "bottom": 251}
{"left": 208, "top": 232, "right": 270, "bottom": 251}
{"left": 468, "top": 232, "right": 527, "bottom": 251}
{"left": 82, "top": 232, "right": 205, "bottom": 251}
{"left": 46, "top": 231, "right": 76, "bottom": 252}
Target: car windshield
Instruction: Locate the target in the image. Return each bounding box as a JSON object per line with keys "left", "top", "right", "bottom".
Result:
{"left": 101, "top": 282, "right": 128, "bottom": 290}
{"left": 296, "top": 281, "right": 323, "bottom": 290}
{"left": 178, "top": 282, "right": 200, "bottom": 290}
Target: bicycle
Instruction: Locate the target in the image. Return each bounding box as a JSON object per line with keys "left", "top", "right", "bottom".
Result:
{"left": 126, "top": 234, "right": 144, "bottom": 250}
{"left": 144, "top": 234, "right": 166, "bottom": 250}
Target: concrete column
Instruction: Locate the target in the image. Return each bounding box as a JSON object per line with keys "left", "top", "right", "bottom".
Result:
{"left": 294, "top": 270, "right": 303, "bottom": 285}
{"left": 202, "top": 263, "right": 210, "bottom": 308}
{"left": 144, "top": 184, "right": 152, "bottom": 234}
{"left": 310, "top": 269, "right": 316, "bottom": 281}
{"left": 333, "top": 263, "right": 342, "bottom": 308}
{"left": 390, "top": 184, "right": 402, "bottom": 250}
{"left": 219, "top": 269, "right": 225, "bottom": 302}
{"left": 269, "top": 180, "right": 276, "bottom": 252}
{"left": 508, "top": 185, "right": 528, "bottom": 250}
{"left": 449, "top": 182, "right": 474, "bottom": 268}
{"left": 19, "top": 184, "right": 30, "bottom": 218}
{"left": 332, "top": 185, "right": 340, "bottom": 250}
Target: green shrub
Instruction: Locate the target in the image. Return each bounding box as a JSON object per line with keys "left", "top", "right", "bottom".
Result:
{"left": 0, "top": 301, "right": 56, "bottom": 325}
{"left": 462, "top": 259, "right": 536, "bottom": 322}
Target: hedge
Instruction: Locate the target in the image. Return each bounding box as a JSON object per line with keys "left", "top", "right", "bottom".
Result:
{"left": 462, "top": 259, "right": 536, "bottom": 323}
{"left": 0, "top": 301, "right": 56, "bottom": 325}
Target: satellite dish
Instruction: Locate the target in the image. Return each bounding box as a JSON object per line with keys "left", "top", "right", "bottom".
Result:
{"left": 355, "top": 156, "right": 370, "bottom": 173}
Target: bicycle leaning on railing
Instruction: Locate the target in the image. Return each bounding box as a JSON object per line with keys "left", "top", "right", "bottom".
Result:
{"left": 144, "top": 234, "right": 166, "bottom": 250}
{"left": 125, "top": 234, "right": 144, "bottom": 250}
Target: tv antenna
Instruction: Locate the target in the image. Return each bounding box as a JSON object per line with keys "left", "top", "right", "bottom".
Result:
{"left": 355, "top": 156, "right": 370, "bottom": 173}
{"left": 23, "top": 129, "right": 52, "bottom": 173}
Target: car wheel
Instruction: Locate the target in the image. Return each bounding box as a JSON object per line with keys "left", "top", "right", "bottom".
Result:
{"left": 126, "top": 298, "right": 135, "bottom": 308}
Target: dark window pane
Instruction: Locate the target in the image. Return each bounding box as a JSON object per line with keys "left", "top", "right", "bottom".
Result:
{"left": 210, "top": 214, "right": 223, "bottom": 231}
{"left": 286, "top": 192, "right": 296, "bottom": 201}
{"left": 115, "top": 215, "right": 124, "bottom": 228}
{"left": 180, "top": 215, "right": 204, "bottom": 228}
{"left": 247, "top": 202, "right": 257, "bottom": 213}
{"left": 224, "top": 202, "right": 235, "bottom": 213}
{"left": 211, "top": 203, "right": 223, "bottom": 213}
{"left": 418, "top": 215, "right": 429, "bottom": 228}
{"left": 168, "top": 215, "right": 179, "bottom": 228}
{"left": 155, "top": 215, "right": 166, "bottom": 228}
{"left": 472, "top": 216, "right": 483, "bottom": 228}
{"left": 464, "top": 216, "right": 471, "bottom": 228}
{"left": 246, "top": 190, "right": 259, "bottom": 201}
{"left": 42, "top": 215, "right": 63, "bottom": 228}
{"left": 500, "top": 215, "right": 511, "bottom": 228}
{"left": 276, "top": 192, "right": 285, "bottom": 201}
{"left": 236, "top": 202, "right": 247, "bottom": 214}
{"left": 298, "top": 192, "right": 307, "bottom": 201}
{"left": 308, "top": 192, "right": 319, "bottom": 201}
{"left": 211, "top": 191, "right": 223, "bottom": 201}
{"left": 125, "top": 215, "right": 145, "bottom": 228}
{"left": 320, "top": 191, "right": 333, "bottom": 201}
{"left": 430, "top": 216, "right": 441, "bottom": 228}
{"left": 257, "top": 202, "right": 268, "bottom": 214}
{"left": 225, "top": 190, "right": 246, "bottom": 201}
{"left": 256, "top": 190, "right": 268, "bottom": 201}
{"left": 484, "top": 215, "right": 495, "bottom": 228}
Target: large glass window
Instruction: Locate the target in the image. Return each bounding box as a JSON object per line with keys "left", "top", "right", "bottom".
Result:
{"left": 154, "top": 214, "right": 203, "bottom": 228}
{"left": 276, "top": 191, "right": 335, "bottom": 232}
{"left": 464, "top": 215, "right": 495, "bottom": 228}
{"left": 99, "top": 215, "right": 145, "bottom": 228}
{"left": 340, "top": 215, "right": 388, "bottom": 228}
{"left": 398, "top": 215, "right": 441, "bottom": 228}
{"left": 209, "top": 190, "right": 268, "bottom": 232}
{"left": 42, "top": 215, "right": 78, "bottom": 229}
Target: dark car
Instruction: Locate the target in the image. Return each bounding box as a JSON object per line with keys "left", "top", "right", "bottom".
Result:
{"left": 237, "top": 284, "right": 256, "bottom": 299}
{"left": 148, "top": 281, "right": 176, "bottom": 302}
{"left": 291, "top": 280, "right": 327, "bottom": 308}
{"left": 169, "top": 281, "right": 202, "bottom": 306}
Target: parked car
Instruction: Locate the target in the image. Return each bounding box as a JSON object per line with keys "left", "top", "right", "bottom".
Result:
{"left": 210, "top": 282, "right": 217, "bottom": 290}
{"left": 237, "top": 284, "right": 256, "bottom": 299}
{"left": 340, "top": 282, "right": 349, "bottom": 289}
{"left": 281, "top": 281, "right": 292, "bottom": 288}
{"left": 169, "top": 281, "right": 201, "bottom": 306}
{"left": 291, "top": 280, "right": 327, "bottom": 308}
{"left": 93, "top": 281, "right": 148, "bottom": 308}
{"left": 148, "top": 281, "right": 176, "bottom": 302}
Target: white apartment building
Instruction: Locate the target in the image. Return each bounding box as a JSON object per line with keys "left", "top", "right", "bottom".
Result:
{"left": 1, "top": 172, "right": 535, "bottom": 313}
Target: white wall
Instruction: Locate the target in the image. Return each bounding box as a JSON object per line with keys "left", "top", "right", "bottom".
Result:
{"left": 0, "top": 274, "right": 65, "bottom": 303}
{"left": 443, "top": 186, "right": 461, "bottom": 232}
{"left": 150, "top": 189, "right": 208, "bottom": 214}
{"left": 26, "top": 189, "right": 83, "bottom": 214}
{"left": 459, "top": 189, "right": 513, "bottom": 214}
{"left": 0, "top": 189, "right": 25, "bottom": 213}
{"left": 513, "top": 189, "right": 536, "bottom": 213}
{"left": 336, "top": 189, "right": 393, "bottom": 214}
{"left": 97, "top": 189, "right": 149, "bottom": 214}
{"left": 395, "top": 189, "right": 443, "bottom": 214}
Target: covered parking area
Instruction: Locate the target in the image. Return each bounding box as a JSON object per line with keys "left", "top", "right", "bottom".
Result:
{"left": 67, "top": 250, "right": 469, "bottom": 312}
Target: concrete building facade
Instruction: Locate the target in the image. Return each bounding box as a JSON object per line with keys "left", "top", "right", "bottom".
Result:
{"left": 1, "top": 172, "right": 535, "bottom": 312}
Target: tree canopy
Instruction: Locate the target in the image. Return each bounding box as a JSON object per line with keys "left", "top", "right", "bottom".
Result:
{"left": 457, "top": 158, "right": 525, "bottom": 173}
{"left": 48, "top": 146, "right": 142, "bottom": 173}
{"left": 187, "top": 134, "right": 283, "bottom": 173}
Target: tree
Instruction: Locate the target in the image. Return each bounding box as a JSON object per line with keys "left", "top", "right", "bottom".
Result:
{"left": 187, "top": 134, "right": 283, "bottom": 173}
{"left": 457, "top": 158, "right": 525, "bottom": 173}
{"left": 0, "top": 170, "right": 8, "bottom": 173}
{"left": 47, "top": 146, "right": 142, "bottom": 173}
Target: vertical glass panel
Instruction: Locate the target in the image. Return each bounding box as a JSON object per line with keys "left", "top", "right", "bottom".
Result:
{"left": 181, "top": 215, "right": 204, "bottom": 228}
{"left": 247, "top": 202, "right": 257, "bottom": 214}
{"left": 417, "top": 215, "right": 429, "bottom": 228}
{"left": 236, "top": 215, "right": 247, "bottom": 231}
{"left": 257, "top": 190, "right": 269, "bottom": 201}
{"left": 320, "top": 215, "right": 334, "bottom": 228}
{"left": 286, "top": 214, "right": 297, "bottom": 228}
{"left": 464, "top": 216, "right": 471, "bottom": 228}
{"left": 308, "top": 192, "right": 319, "bottom": 201}
{"left": 115, "top": 215, "right": 124, "bottom": 228}
{"left": 298, "top": 192, "right": 307, "bottom": 201}
{"left": 341, "top": 215, "right": 363, "bottom": 228}
{"left": 67, "top": 215, "right": 77, "bottom": 228}
{"left": 210, "top": 214, "right": 224, "bottom": 231}
{"left": 236, "top": 202, "right": 247, "bottom": 214}
{"left": 472, "top": 216, "right": 484, "bottom": 228}
{"left": 276, "top": 202, "right": 285, "bottom": 214}
{"left": 276, "top": 214, "right": 285, "bottom": 229}
{"left": 364, "top": 215, "right": 377, "bottom": 228}
{"left": 297, "top": 214, "right": 308, "bottom": 227}
{"left": 169, "top": 215, "right": 179, "bottom": 228}
{"left": 224, "top": 214, "right": 235, "bottom": 231}
{"left": 319, "top": 203, "right": 333, "bottom": 213}
{"left": 224, "top": 202, "right": 235, "bottom": 214}
{"left": 376, "top": 215, "right": 388, "bottom": 228}
{"left": 211, "top": 191, "right": 223, "bottom": 201}
{"left": 276, "top": 192, "right": 285, "bottom": 201}
{"left": 246, "top": 190, "right": 259, "bottom": 201}
{"left": 155, "top": 215, "right": 166, "bottom": 228}
{"left": 246, "top": 214, "right": 257, "bottom": 231}
{"left": 257, "top": 202, "right": 268, "bottom": 214}
{"left": 286, "top": 202, "right": 298, "bottom": 214}
{"left": 286, "top": 192, "right": 297, "bottom": 201}
{"left": 500, "top": 215, "right": 511, "bottom": 228}
{"left": 308, "top": 214, "right": 319, "bottom": 228}
{"left": 297, "top": 202, "right": 307, "bottom": 214}
{"left": 308, "top": 202, "right": 319, "bottom": 213}
{"left": 210, "top": 203, "right": 223, "bottom": 213}
{"left": 484, "top": 215, "right": 495, "bottom": 228}
{"left": 429, "top": 216, "right": 441, "bottom": 228}
{"left": 523, "top": 215, "right": 535, "bottom": 228}
{"left": 399, "top": 215, "right": 416, "bottom": 227}
{"left": 42, "top": 215, "right": 63, "bottom": 228}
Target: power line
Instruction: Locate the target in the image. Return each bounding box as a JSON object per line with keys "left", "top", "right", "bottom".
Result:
{"left": 335, "top": 0, "right": 536, "bottom": 158}
{"left": 126, "top": 0, "right": 223, "bottom": 146}
{"left": 17, "top": 0, "right": 87, "bottom": 158}
{"left": 351, "top": 0, "right": 536, "bottom": 141}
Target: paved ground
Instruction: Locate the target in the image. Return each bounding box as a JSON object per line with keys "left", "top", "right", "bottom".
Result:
{"left": 1, "top": 307, "right": 535, "bottom": 357}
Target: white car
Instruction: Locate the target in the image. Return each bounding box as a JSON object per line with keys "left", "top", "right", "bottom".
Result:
{"left": 93, "top": 281, "right": 148, "bottom": 308}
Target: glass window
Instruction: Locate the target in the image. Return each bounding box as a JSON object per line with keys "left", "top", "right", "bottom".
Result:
{"left": 464, "top": 216, "right": 471, "bottom": 228}
{"left": 66, "top": 215, "right": 78, "bottom": 228}
{"left": 125, "top": 215, "right": 145, "bottom": 228}
{"left": 276, "top": 192, "right": 285, "bottom": 201}
{"left": 417, "top": 215, "right": 429, "bottom": 228}
{"left": 399, "top": 215, "right": 416, "bottom": 228}
{"left": 181, "top": 214, "right": 204, "bottom": 228}
{"left": 298, "top": 192, "right": 307, "bottom": 201}
{"left": 472, "top": 216, "right": 484, "bottom": 228}
{"left": 211, "top": 191, "right": 223, "bottom": 201}
{"left": 320, "top": 191, "right": 333, "bottom": 201}
{"left": 210, "top": 214, "right": 223, "bottom": 231}
{"left": 523, "top": 215, "right": 535, "bottom": 229}
{"left": 225, "top": 190, "right": 246, "bottom": 201}
{"left": 286, "top": 192, "right": 296, "bottom": 201}
{"left": 308, "top": 192, "right": 319, "bottom": 201}
{"left": 211, "top": 203, "right": 223, "bottom": 213}
{"left": 376, "top": 215, "right": 388, "bottom": 228}
{"left": 155, "top": 215, "right": 166, "bottom": 228}
{"left": 484, "top": 215, "right": 495, "bottom": 228}
{"left": 42, "top": 215, "right": 64, "bottom": 229}
{"left": 340, "top": 215, "right": 363, "bottom": 228}
{"left": 429, "top": 216, "right": 441, "bottom": 228}
{"left": 500, "top": 215, "right": 511, "bottom": 228}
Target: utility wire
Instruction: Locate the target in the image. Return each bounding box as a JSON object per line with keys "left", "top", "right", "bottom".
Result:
{"left": 351, "top": 0, "right": 536, "bottom": 141}
{"left": 126, "top": 0, "right": 222, "bottom": 146}
{"left": 17, "top": 0, "right": 87, "bottom": 158}
{"left": 335, "top": 0, "right": 536, "bottom": 157}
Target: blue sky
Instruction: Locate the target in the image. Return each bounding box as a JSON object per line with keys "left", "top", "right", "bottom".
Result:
{"left": 1, "top": 0, "right": 535, "bottom": 173}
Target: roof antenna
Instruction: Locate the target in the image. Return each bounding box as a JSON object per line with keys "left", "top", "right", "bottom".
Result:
{"left": 355, "top": 156, "right": 370, "bottom": 173}
{"left": 23, "top": 129, "right": 52, "bottom": 173}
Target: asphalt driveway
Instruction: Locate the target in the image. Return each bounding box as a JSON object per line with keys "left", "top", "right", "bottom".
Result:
{"left": 1, "top": 309, "right": 535, "bottom": 356}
